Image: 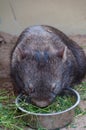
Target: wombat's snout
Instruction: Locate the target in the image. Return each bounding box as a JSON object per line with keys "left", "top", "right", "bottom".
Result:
{"left": 28, "top": 82, "right": 61, "bottom": 107}
{"left": 31, "top": 99, "right": 50, "bottom": 107}
{"left": 30, "top": 92, "right": 55, "bottom": 107}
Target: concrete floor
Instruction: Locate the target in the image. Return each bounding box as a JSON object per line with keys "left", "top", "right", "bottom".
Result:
{"left": 0, "top": 0, "right": 86, "bottom": 35}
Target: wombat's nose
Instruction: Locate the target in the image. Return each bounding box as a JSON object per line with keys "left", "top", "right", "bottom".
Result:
{"left": 31, "top": 99, "right": 49, "bottom": 107}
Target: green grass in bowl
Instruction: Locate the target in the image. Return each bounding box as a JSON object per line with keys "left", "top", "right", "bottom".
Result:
{"left": 19, "top": 94, "right": 76, "bottom": 113}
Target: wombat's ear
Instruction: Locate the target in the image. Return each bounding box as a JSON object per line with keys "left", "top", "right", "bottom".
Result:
{"left": 62, "top": 46, "right": 68, "bottom": 62}
{"left": 17, "top": 47, "right": 27, "bottom": 61}
{"left": 57, "top": 46, "right": 67, "bottom": 61}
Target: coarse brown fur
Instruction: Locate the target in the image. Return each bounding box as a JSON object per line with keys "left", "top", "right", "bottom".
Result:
{"left": 11, "top": 25, "right": 86, "bottom": 107}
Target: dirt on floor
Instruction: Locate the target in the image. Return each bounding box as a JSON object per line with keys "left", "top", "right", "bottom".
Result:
{"left": 0, "top": 32, "right": 86, "bottom": 130}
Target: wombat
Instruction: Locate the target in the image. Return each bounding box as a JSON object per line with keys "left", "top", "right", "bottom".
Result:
{"left": 11, "top": 25, "right": 86, "bottom": 107}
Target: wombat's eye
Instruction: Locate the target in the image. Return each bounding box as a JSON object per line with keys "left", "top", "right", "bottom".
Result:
{"left": 29, "top": 84, "right": 34, "bottom": 93}
{"left": 51, "top": 83, "right": 56, "bottom": 92}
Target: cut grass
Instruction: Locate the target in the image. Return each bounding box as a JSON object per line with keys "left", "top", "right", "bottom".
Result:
{"left": 19, "top": 94, "right": 75, "bottom": 114}
{"left": 74, "top": 81, "right": 86, "bottom": 100}
{"left": 0, "top": 90, "right": 26, "bottom": 130}
{"left": 0, "top": 81, "right": 86, "bottom": 130}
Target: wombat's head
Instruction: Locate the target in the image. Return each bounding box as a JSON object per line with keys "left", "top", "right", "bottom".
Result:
{"left": 11, "top": 26, "right": 73, "bottom": 107}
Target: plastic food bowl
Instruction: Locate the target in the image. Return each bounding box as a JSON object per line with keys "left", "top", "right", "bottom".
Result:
{"left": 15, "top": 88, "right": 80, "bottom": 130}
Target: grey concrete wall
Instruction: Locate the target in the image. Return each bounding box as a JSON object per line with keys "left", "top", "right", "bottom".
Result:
{"left": 0, "top": 0, "right": 86, "bottom": 35}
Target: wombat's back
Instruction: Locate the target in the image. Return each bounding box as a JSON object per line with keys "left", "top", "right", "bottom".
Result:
{"left": 11, "top": 25, "right": 86, "bottom": 107}
{"left": 47, "top": 25, "right": 86, "bottom": 83}
{"left": 14, "top": 25, "right": 86, "bottom": 84}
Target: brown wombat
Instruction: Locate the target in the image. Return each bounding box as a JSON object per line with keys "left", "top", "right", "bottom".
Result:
{"left": 11, "top": 25, "right": 86, "bottom": 107}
